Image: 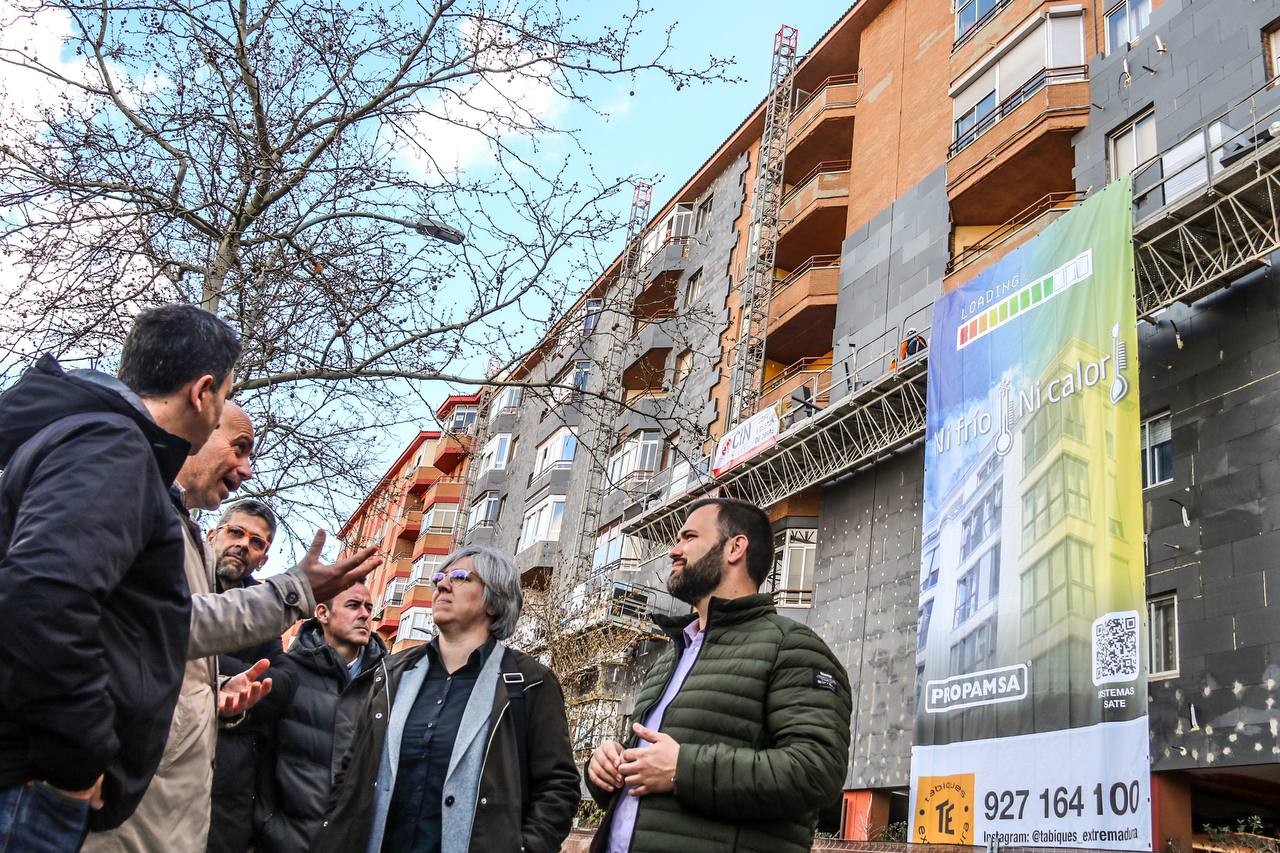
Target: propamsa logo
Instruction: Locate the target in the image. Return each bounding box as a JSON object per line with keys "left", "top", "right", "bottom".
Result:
{"left": 955, "top": 250, "right": 1094, "bottom": 350}
{"left": 925, "top": 663, "right": 1029, "bottom": 713}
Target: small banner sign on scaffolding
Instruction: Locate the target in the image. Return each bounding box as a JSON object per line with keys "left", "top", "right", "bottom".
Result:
{"left": 713, "top": 407, "right": 780, "bottom": 476}
{"left": 911, "top": 178, "right": 1151, "bottom": 850}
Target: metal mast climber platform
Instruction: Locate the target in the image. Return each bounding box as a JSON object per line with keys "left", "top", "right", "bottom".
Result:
{"left": 727, "top": 24, "right": 800, "bottom": 427}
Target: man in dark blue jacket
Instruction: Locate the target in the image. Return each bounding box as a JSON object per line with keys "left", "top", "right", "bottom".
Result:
{"left": 0, "top": 304, "right": 240, "bottom": 849}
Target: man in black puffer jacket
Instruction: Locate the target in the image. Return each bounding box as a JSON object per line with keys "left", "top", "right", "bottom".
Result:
{"left": 0, "top": 306, "right": 239, "bottom": 844}
{"left": 253, "top": 584, "right": 386, "bottom": 851}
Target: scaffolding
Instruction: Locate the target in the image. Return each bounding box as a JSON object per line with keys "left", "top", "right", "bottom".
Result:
{"left": 727, "top": 24, "right": 800, "bottom": 427}
{"left": 1132, "top": 79, "right": 1280, "bottom": 319}
{"left": 562, "top": 182, "right": 653, "bottom": 585}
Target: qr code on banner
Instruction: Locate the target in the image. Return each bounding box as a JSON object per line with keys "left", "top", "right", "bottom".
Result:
{"left": 1092, "top": 610, "right": 1140, "bottom": 685}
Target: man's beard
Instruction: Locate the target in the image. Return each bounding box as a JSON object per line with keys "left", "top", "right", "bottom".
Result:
{"left": 215, "top": 548, "right": 251, "bottom": 583}
{"left": 667, "top": 539, "right": 725, "bottom": 605}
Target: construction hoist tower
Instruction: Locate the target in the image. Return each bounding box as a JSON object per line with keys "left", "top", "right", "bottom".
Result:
{"left": 727, "top": 24, "right": 799, "bottom": 427}
{"left": 566, "top": 181, "right": 653, "bottom": 586}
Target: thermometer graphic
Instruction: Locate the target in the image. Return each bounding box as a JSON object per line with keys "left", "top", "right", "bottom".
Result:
{"left": 994, "top": 379, "right": 1014, "bottom": 456}
{"left": 1110, "top": 322, "right": 1130, "bottom": 403}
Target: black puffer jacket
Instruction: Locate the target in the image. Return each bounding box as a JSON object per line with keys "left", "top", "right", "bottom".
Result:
{"left": 0, "top": 355, "right": 191, "bottom": 830}
{"left": 208, "top": 574, "right": 287, "bottom": 853}
{"left": 254, "top": 619, "right": 387, "bottom": 852}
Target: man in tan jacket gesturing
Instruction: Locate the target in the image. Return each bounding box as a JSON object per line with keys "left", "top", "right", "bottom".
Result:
{"left": 84, "top": 402, "right": 380, "bottom": 853}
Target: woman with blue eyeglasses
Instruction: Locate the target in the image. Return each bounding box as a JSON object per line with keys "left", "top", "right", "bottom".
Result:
{"left": 314, "top": 545, "right": 579, "bottom": 853}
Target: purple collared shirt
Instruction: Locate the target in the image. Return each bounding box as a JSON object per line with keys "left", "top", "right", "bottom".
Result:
{"left": 607, "top": 620, "right": 705, "bottom": 853}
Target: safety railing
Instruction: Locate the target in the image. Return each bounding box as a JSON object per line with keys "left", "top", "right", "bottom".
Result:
{"left": 793, "top": 73, "right": 860, "bottom": 113}
{"left": 772, "top": 588, "right": 814, "bottom": 608}
{"left": 782, "top": 159, "right": 852, "bottom": 203}
{"left": 949, "top": 65, "right": 1088, "bottom": 157}
{"left": 772, "top": 254, "right": 840, "bottom": 300}
{"left": 1132, "top": 73, "right": 1280, "bottom": 223}
{"left": 953, "top": 0, "right": 1012, "bottom": 52}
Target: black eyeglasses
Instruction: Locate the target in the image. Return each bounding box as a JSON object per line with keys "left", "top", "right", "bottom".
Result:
{"left": 429, "top": 569, "right": 481, "bottom": 588}
{"left": 218, "top": 524, "right": 269, "bottom": 552}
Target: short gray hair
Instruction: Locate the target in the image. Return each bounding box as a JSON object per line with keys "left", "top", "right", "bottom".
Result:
{"left": 217, "top": 499, "right": 277, "bottom": 542}
{"left": 440, "top": 545, "right": 523, "bottom": 640}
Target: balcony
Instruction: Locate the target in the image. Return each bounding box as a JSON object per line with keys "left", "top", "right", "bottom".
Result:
{"left": 407, "top": 464, "right": 440, "bottom": 495}
{"left": 777, "top": 162, "right": 849, "bottom": 269}
{"left": 634, "top": 237, "right": 690, "bottom": 320}
{"left": 559, "top": 575, "right": 675, "bottom": 636}
{"left": 621, "top": 344, "right": 668, "bottom": 399}
{"left": 946, "top": 190, "right": 1085, "bottom": 283}
{"left": 789, "top": 75, "right": 859, "bottom": 152}
{"left": 396, "top": 509, "right": 423, "bottom": 540}
{"left": 766, "top": 255, "right": 839, "bottom": 364}
{"left": 412, "top": 528, "right": 454, "bottom": 560}
{"left": 527, "top": 460, "right": 573, "bottom": 500}
{"left": 403, "top": 578, "right": 434, "bottom": 609}
{"left": 760, "top": 357, "right": 833, "bottom": 414}
{"left": 947, "top": 66, "right": 1089, "bottom": 226}
{"left": 772, "top": 588, "right": 813, "bottom": 608}
{"left": 424, "top": 475, "right": 465, "bottom": 505}
{"left": 433, "top": 434, "right": 470, "bottom": 475}
{"left": 387, "top": 558, "right": 413, "bottom": 580}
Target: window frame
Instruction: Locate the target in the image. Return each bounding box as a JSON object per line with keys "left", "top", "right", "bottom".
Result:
{"left": 468, "top": 490, "right": 502, "bottom": 529}
{"left": 1141, "top": 411, "right": 1174, "bottom": 488}
{"left": 1108, "top": 108, "right": 1157, "bottom": 182}
{"left": 1104, "top": 0, "right": 1152, "bottom": 55}
{"left": 1147, "top": 592, "right": 1179, "bottom": 679}
{"left": 694, "top": 195, "right": 714, "bottom": 234}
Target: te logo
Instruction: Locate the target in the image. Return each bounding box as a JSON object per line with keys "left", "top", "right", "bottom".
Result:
{"left": 912, "top": 774, "right": 975, "bottom": 844}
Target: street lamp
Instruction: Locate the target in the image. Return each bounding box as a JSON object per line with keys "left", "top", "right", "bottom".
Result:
{"left": 291, "top": 211, "right": 466, "bottom": 245}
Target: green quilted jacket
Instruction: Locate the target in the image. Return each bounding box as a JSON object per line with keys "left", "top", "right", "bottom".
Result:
{"left": 586, "top": 594, "right": 853, "bottom": 853}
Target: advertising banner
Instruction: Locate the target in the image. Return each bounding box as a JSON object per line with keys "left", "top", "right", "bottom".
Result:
{"left": 713, "top": 407, "right": 780, "bottom": 476}
{"left": 910, "top": 179, "right": 1150, "bottom": 850}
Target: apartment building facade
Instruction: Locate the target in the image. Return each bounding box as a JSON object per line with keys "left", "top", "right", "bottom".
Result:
{"left": 332, "top": 0, "right": 1280, "bottom": 843}
{"left": 338, "top": 393, "right": 480, "bottom": 653}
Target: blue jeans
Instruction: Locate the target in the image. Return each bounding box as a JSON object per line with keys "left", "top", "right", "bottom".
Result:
{"left": 0, "top": 781, "right": 90, "bottom": 852}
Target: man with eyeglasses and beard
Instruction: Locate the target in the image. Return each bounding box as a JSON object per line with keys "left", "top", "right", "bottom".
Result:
{"left": 205, "top": 499, "right": 286, "bottom": 853}
{"left": 585, "top": 497, "right": 854, "bottom": 853}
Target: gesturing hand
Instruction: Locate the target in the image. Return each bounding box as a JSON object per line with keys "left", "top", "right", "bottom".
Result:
{"left": 587, "top": 739, "right": 625, "bottom": 792}
{"left": 619, "top": 723, "right": 679, "bottom": 797}
{"left": 296, "top": 530, "right": 381, "bottom": 604}
{"left": 218, "top": 659, "right": 272, "bottom": 717}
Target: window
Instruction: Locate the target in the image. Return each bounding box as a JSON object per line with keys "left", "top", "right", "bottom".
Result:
{"left": 921, "top": 543, "right": 940, "bottom": 591}
{"left": 411, "top": 553, "right": 445, "bottom": 584}
{"left": 1022, "top": 455, "right": 1091, "bottom": 548}
{"left": 534, "top": 427, "right": 577, "bottom": 476}
{"left": 449, "top": 406, "right": 477, "bottom": 432}
{"left": 1019, "top": 537, "right": 1095, "bottom": 641}
{"left": 489, "top": 386, "right": 521, "bottom": 420}
{"left": 606, "top": 430, "right": 663, "bottom": 485}
{"left": 477, "top": 433, "right": 511, "bottom": 476}
{"left": 1105, "top": 0, "right": 1151, "bottom": 54}
{"left": 519, "top": 496, "right": 566, "bottom": 551}
{"left": 961, "top": 483, "right": 1002, "bottom": 559}
{"left": 918, "top": 600, "right": 934, "bottom": 652}
{"left": 955, "top": 0, "right": 1005, "bottom": 43}
{"left": 673, "top": 349, "right": 694, "bottom": 384}
{"left": 1024, "top": 389, "right": 1085, "bottom": 472}
{"left": 400, "top": 607, "right": 436, "bottom": 640}
{"left": 695, "top": 195, "right": 714, "bottom": 234}
{"left": 583, "top": 298, "right": 603, "bottom": 335}
{"left": 954, "top": 89, "right": 997, "bottom": 149}
{"left": 573, "top": 360, "right": 591, "bottom": 393}
{"left": 950, "top": 618, "right": 997, "bottom": 674}
{"left": 954, "top": 544, "right": 1000, "bottom": 627}
{"left": 1142, "top": 412, "right": 1173, "bottom": 488}
{"left": 771, "top": 529, "right": 816, "bottom": 607}
{"left": 468, "top": 491, "right": 502, "bottom": 528}
{"left": 383, "top": 578, "right": 408, "bottom": 607}
{"left": 1109, "top": 110, "right": 1157, "bottom": 180}
{"left": 422, "top": 503, "right": 458, "bottom": 534}
{"left": 592, "top": 524, "right": 640, "bottom": 574}
{"left": 685, "top": 268, "right": 704, "bottom": 305}
{"left": 1148, "top": 594, "right": 1179, "bottom": 677}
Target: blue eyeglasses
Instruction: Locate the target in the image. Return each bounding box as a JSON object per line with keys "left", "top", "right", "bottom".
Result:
{"left": 429, "top": 569, "right": 481, "bottom": 588}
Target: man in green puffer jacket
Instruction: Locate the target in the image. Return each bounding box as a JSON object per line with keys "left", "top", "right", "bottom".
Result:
{"left": 585, "top": 497, "right": 853, "bottom": 853}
